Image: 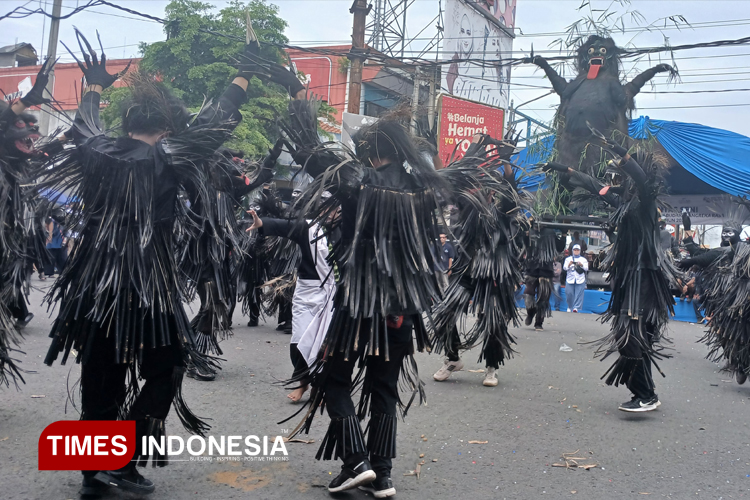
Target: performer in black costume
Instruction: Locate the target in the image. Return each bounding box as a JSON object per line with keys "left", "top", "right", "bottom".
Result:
{"left": 182, "top": 146, "right": 278, "bottom": 381}
{"left": 39, "top": 31, "right": 255, "bottom": 495}
{"left": 678, "top": 200, "right": 750, "bottom": 385}
{"left": 260, "top": 61, "right": 446, "bottom": 497}
{"left": 0, "top": 60, "right": 55, "bottom": 388}
{"left": 542, "top": 131, "right": 680, "bottom": 412}
{"left": 246, "top": 190, "right": 336, "bottom": 403}
{"left": 432, "top": 133, "right": 528, "bottom": 387}
{"left": 523, "top": 225, "right": 567, "bottom": 331}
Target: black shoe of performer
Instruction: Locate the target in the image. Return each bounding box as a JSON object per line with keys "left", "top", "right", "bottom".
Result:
{"left": 328, "top": 460, "right": 376, "bottom": 493}
{"left": 276, "top": 321, "right": 289, "bottom": 331}
{"left": 359, "top": 476, "right": 396, "bottom": 498}
{"left": 736, "top": 370, "right": 747, "bottom": 385}
{"left": 94, "top": 466, "right": 155, "bottom": 495}
{"left": 79, "top": 475, "right": 109, "bottom": 497}
{"left": 524, "top": 312, "right": 534, "bottom": 326}
{"left": 15, "top": 313, "right": 33, "bottom": 329}
{"left": 618, "top": 395, "right": 660, "bottom": 412}
{"left": 187, "top": 365, "right": 216, "bottom": 382}
{"left": 247, "top": 318, "right": 259, "bottom": 327}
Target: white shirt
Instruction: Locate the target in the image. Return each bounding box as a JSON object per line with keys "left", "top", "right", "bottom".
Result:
{"left": 563, "top": 255, "right": 589, "bottom": 285}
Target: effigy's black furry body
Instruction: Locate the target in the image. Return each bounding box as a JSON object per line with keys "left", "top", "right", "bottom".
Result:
{"left": 529, "top": 36, "right": 675, "bottom": 177}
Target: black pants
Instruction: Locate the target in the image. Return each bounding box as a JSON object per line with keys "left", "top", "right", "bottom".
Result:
{"left": 8, "top": 293, "right": 28, "bottom": 322}
{"left": 80, "top": 333, "right": 183, "bottom": 477}
{"left": 626, "top": 322, "right": 656, "bottom": 400}
{"left": 524, "top": 276, "right": 549, "bottom": 328}
{"left": 44, "top": 247, "right": 66, "bottom": 276}
{"left": 323, "top": 316, "right": 413, "bottom": 478}
{"left": 278, "top": 297, "right": 292, "bottom": 326}
{"left": 290, "top": 343, "right": 309, "bottom": 384}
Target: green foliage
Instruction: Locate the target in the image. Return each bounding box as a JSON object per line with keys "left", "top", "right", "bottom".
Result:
{"left": 138, "top": 0, "right": 291, "bottom": 156}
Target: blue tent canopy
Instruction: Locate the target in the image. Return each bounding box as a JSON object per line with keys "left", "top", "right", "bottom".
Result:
{"left": 511, "top": 117, "right": 750, "bottom": 196}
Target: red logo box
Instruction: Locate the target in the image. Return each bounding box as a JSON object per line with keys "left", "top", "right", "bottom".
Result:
{"left": 38, "top": 420, "right": 135, "bottom": 470}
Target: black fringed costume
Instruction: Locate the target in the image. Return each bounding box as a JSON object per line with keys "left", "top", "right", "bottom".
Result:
{"left": 0, "top": 103, "right": 41, "bottom": 387}
{"left": 281, "top": 97, "right": 446, "bottom": 480}
{"left": 528, "top": 36, "right": 675, "bottom": 177}
{"left": 679, "top": 201, "right": 750, "bottom": 384}
{"left": 40, "top": 79, "right": 247, "bottom": 465}
{"left": 523, "top": 226, "right": 566, "bottom": 329}
{"left": 545, "top": 140, "right": 680, "bottom": 402}
{"left": 431, "top": 137, "right": 527, "bottom": 371}
{"left": 181, "top": 153, "right": 274, "bottom": 360}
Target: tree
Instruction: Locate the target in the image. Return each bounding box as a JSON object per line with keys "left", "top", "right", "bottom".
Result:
{"left": 137, "top": 0, "right": 292, "bottom": 157}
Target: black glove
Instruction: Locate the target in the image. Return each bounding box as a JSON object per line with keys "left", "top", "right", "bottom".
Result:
{"left": 523, "top": 54, "right": 545, "bottom": 65}
{"left": 63, "top": 29, "right": 130, "bottom": 89}
{"left": 541, "top": 162, "right": 569, "bottom": 173}
{"left": 20, "top": 58, "right": 54, "bottom": 107}
{"left": 269, "top": 63, "right": 305, "bottom": 97}
{"left": 235, "top": 44, "right": 266, "bottom": 81}
{"left": 262, "top": 138, "right": 284, "bottom": 169}
{"left": 654, "top": 63, "right": 673, "bottom": 74}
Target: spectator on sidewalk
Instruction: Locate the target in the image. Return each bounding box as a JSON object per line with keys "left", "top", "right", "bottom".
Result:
{"left": 563, "top": 244, "right": 588, "bottom": 312}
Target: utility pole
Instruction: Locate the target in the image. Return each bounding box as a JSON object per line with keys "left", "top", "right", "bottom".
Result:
{"left": 38, "top": 0, "right": 62, "bottom": 137}
{"left": 410, "top": 67, "right": 420, "bottom": 134}
{"left": 347, "top": 0, "right": 371, "bottom": 114}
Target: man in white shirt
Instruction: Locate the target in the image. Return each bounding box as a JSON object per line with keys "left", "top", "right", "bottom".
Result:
{"left": 563, "top": 244, "right": 588, "bottom": 312}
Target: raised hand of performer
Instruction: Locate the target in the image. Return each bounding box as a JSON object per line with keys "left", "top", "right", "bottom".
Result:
{"left": 268, "top": 62, "right": 305, "bottom": 99}
{"left": 63, "top": 29, "right": 130, "bottom": 92}
{"left": 19, "top": 57, "right": 55, "bottom": 108}
{"left": 246, "top": 209, "right": 263, "bottom": 232}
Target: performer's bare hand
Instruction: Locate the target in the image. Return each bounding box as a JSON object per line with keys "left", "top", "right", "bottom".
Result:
{"left": 246, "top": 209, "right": 263, "bottom": 231}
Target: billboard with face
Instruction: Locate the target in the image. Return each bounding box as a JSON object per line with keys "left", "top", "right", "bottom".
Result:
{"left": 442, "top": 0, "right": 514, "bottom": 110}
{"left": 471, "top": 0, "right": 517, "bottom": 29}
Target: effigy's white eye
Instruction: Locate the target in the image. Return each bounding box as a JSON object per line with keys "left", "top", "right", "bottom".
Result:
{"left": 588, "top": 47, "right": 595, "bottom": 55}
{"left": 600, "top": 47, "right": 607, "bottom": 54}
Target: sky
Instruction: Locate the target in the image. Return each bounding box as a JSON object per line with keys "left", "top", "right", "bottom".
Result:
{"left": 2, "top": 0, "right": 750, "bottom": 136}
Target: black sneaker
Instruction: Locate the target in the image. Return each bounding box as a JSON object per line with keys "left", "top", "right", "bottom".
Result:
{"left": 618, "top": 395, "right": 659, "bottom": 412}
{"left": 79, "top": 475, "right": 109, "bottom": 497}
{"left": 524, "top": 312, "right": 533, "bottom": 326}
{"left": 328, "top": 460, "right": 376, "bottom": 493}
{"left": 359, "top": 476, "right": 396, "bottom": 498}
{"left": 736, "top": 370, "right": 747, "bottom": 385}
{"left": 16, "top": 313, "right": 33, "bottom": 329}
{"left": 534, "top": 325, "right": 544, "bottom": 331}
{"left": 247, "top": 318, "right": 259, "bottom": 327}
{"left": 276, "top": 321, "right": 289, "bottom": 331}
{"left": 187, "top": 365, "right": 216, "bottom": 381}
{"left": 94, "top": 467, "right": 155, "bottom": 495}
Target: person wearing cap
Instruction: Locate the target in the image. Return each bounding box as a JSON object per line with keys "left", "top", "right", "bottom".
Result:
{"left": 563, "top": 244, "right": 588, "bottom": 312}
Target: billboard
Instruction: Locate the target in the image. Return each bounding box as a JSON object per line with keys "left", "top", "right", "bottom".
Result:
{"left": 470, "top": 0, "right": 517, "bottom": 29}
{"left": 442, "top": 0, "right": 514, "bottom": 109}
{"left": 437, "top": 94, "right": 505, "bottom": 166}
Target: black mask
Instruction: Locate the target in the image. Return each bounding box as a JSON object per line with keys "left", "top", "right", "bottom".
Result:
{"left": 2, "top": 112, "right": 40, "bottom": 160}
{"left": 721, "top": 226, "right": 740, "bottom": 246}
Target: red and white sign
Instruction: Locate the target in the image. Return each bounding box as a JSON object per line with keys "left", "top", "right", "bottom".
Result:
{"left": 38, "top": 420, "right": 135, "bottom": 470}
{"left": 437, "top": 94, "right": 505, "bottom": 166}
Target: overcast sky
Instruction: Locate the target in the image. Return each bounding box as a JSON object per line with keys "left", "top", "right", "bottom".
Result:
{"left": 2, "top": 0, "right": 749, "bottom": 136}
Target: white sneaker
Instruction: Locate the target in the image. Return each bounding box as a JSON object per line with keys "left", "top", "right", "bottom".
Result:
{"left": 567, "top": 308, "right": 571, "bottom": 313}
{"left": 433, "top": 359, "right": 464, "bottom": 381}
{"left": 482, "top": 367, "right": 498, "bottom": 387}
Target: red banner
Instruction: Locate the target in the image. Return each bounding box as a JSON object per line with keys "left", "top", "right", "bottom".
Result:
{"left": 38, "top": 420, "right": 135, "bottom": 470}
{"left": 437, "top": 94, "right": 505, "bottom": 167}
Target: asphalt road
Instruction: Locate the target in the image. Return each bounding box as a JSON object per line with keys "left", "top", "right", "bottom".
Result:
{"left": 2, "top": 282, "right": 749, "bottom": 500}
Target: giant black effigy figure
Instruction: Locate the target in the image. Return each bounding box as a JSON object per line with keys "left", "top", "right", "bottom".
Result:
{"left": 526, "top": 35, "right": 675, "bottom": 176}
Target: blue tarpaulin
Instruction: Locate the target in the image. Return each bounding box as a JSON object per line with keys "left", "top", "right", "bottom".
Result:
{"left": 514, "top": 286, "right": 701, "bottom": 323}
{"left": 512, "top": 117, "right": 750, "bottom": 196}
{"left": 629, "top": 117, "right": 750, "bottom": 197}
